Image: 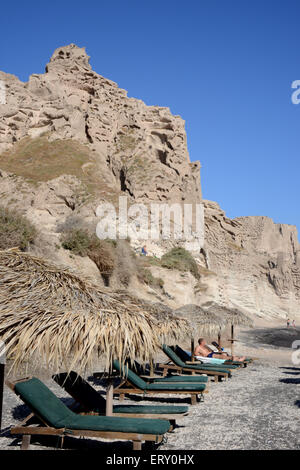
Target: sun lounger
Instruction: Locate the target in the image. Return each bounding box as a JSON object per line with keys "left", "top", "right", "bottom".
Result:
{"left": 127, "top": 360, "right": 209, "bottom": 384}
{"left": 7, "top": 377, "right": 170, "bottom": 450}
{"left": 112, "top": 360, "right": 208, "bottom": 405}
{"left": 53, "top": 371, "right": 189, "bottom": 425}
{"left": 158, "top": 345, "right": 233, "bottom": 381}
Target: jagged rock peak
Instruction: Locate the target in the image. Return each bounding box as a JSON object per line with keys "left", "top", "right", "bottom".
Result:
{"left": 46, "top": 44, "right": 92, "bottom": 73}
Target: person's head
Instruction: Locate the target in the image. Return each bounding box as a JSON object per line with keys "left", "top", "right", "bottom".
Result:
{"left": 198, "top": 338, "right": 206, "bottom": 346}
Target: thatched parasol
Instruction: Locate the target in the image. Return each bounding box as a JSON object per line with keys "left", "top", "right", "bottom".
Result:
{"left": 113, "top": 293, "right": 191, "bottom": 342}
{"left": 202, "top": 302, "right": 253, "bottom": 354}
{"left": 1, "top": 249, "right": 182, "bottom": 416}
{"left": 174, "top": 304, "right": 226, "bottom": 359}
{"left": 0, "top": 249, "right": 164, "bottom": 374}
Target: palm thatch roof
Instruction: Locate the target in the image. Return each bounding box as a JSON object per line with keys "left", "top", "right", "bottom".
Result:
{"left": 174, "top": 304, "right": 226, "bottom": 336}
{"left": 109, "top": 291, "right": 191, "bottom": 342}
{"left": 0, "top": 249, "right": 183, "bottom": 373}
{"left": 134, "top": 300, "right": 191, "bottom": 342}
{"left": 202, "top": 302, "right": 253, "bottom": 327}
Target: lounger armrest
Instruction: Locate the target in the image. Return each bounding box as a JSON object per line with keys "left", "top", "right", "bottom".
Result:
{"left": 157, "top": 363, "right": 178, "bottom": 369}
{"left": 140, "top": 375, "right": 163, "bottom": 379}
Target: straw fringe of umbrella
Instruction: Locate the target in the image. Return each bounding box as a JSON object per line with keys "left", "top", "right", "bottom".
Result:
{"left": 202, "top": 302, "right": 253, "bottom": 327}
{"left": 0, "top": 249, "right": 191, "bottom": 374}
{"left": 113, "top": 293, "right": 191, "bottom": 342}
{"left": 202, "top": 301, "right": 253, "bottom": 354}
{"left": 174, "top": 304, "right": 227, "bottom": 337}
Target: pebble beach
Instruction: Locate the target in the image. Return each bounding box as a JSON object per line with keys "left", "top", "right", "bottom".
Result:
{"left": 1, "top": 326, "right": 299, "bottom": 451}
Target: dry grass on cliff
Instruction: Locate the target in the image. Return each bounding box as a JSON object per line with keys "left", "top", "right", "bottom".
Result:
{"left": 0, "top": 135, "right": 111, "bottom": 197}
{"left": 61, "top": 228, "right": 115, "bottom": 275}
{"left": 0, "top": 206, "right": 36, "bottom": 250}
{"left": 60, "top": 221, "right": 164, "bottom": 289}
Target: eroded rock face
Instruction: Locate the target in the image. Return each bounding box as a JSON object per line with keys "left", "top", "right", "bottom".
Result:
{"left": 0, "top": 44, "right": 201, "bottom": 204}
{"left": 199, "top": 200, "right": 300, "bottom": 320}
{"left": 0, "top": 44, "right": 299, "bottom": 321}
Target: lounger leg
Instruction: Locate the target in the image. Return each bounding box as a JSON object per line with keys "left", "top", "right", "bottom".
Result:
{"left": 133, "top": 440, "right": 142, "bottom": 450}
{"left": 119, "top": 393, "right": 125, "bottom": 402}
{"left": 21, "top": 435, "right": 31, "bottom": 450}
{"left": 169, "top": 420, "right": 176, "bottom": 431}
{"left": 191, "top": 395, "right": 197, "bottom": 405}
{"left": 162, "top": 368, "right": 167, "bottom": 377}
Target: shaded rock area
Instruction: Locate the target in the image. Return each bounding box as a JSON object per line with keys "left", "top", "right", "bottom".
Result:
{"left": 199, "top": 200, "right": 300, "bottom": 321}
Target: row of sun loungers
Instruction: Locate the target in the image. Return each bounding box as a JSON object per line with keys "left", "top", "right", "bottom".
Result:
{"left": 6, "top": 344, "right": 254, "bottom": 450}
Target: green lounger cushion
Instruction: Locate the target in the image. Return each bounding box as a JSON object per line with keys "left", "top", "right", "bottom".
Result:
{"left": 113, "top": 360, "right": 207, "bottom": 391}
{"left": 151, "top": 375, "right": 208, "bottom": 383}
{"left": 131, "top": 360, "right": 208, "bottom": 383}
{"left": 58, "top": 413, "right": 170, "bottom": 434}
{"left": 113, "top": 360, "right": 148, "bottom": 390}
{"left": 113, "top": 405, "right": 188, "bottom": 414}
{"left": 147, "top": 382, "right": 206, "bottom": 391}
{"left": 53, "top": 372, "right": 189, "bottom": 415}
{"left": 15, "top": 378, "right": 170, "bottom": 435}
{"left": 163, "top": 345, "right": 232, "bottom": 375}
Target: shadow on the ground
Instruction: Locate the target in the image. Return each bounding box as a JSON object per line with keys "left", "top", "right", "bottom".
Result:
{"left": 244, "top": 327, "right": 300, "bottom": 349}
{"left": 113, "top": 394, "right": 197, "bottom": 404}
{"left": 279, "top": 367, "right": 300, "bottom": 371}
{"left": 5, "top": 434, "right": 153, "bottom": 450}
{"left": 295, "top": 400, "right": 300, "bottom": 408}
{"left": 282, "top": 371, "right": 300, "bottom": 375}
{"left": 279, "top": 378, "right": 300, "bottom": 384}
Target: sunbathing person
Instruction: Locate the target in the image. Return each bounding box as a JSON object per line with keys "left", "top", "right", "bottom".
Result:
{"left": 194, "top": 338, "right": 246, "bottom": 362}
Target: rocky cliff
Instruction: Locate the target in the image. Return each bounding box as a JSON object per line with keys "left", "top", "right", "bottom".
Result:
{"left": 198, "top": 201, "right": 300, "bottom": 320}
{"left": 0, "top": 44, "right": 299, "bottom": 322}
{"left": 0, "top": 44, "right": 200, "bottom": 204}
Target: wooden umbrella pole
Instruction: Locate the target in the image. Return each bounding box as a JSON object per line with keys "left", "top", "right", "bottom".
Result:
{"left": 191, "top": 338, "right": 195, "bottom": 362}
{"left": 0, "top": 342, "right": 5, "bottom": 432}
{"left": 218, "top": 331, "right": 221, "bottom": 348}
{"left": 231, "top": 324, "right": 234, "bottom": 356}
{"left": 0, "top": 364, "right": 4, "bottom": 431}
{"left": 106, "top": 379, "right": 114, "bottom": 416}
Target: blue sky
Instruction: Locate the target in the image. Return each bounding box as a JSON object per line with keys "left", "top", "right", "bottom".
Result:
{"left": 1, "top": 0, "right": 300, "bottom": 233}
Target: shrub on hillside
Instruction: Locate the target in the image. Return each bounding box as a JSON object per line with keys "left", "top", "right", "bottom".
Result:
{"left": 61, "top": 229, "right": 115, "bottom": 274}
{"left": 160, "top": 247, "right": 200, "bottom": 279}
{"left": 0, "top": 206, "right": 36, "bottom": 250}
{"left": 137, "top": 266, "right": 164, "bottom": 289}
